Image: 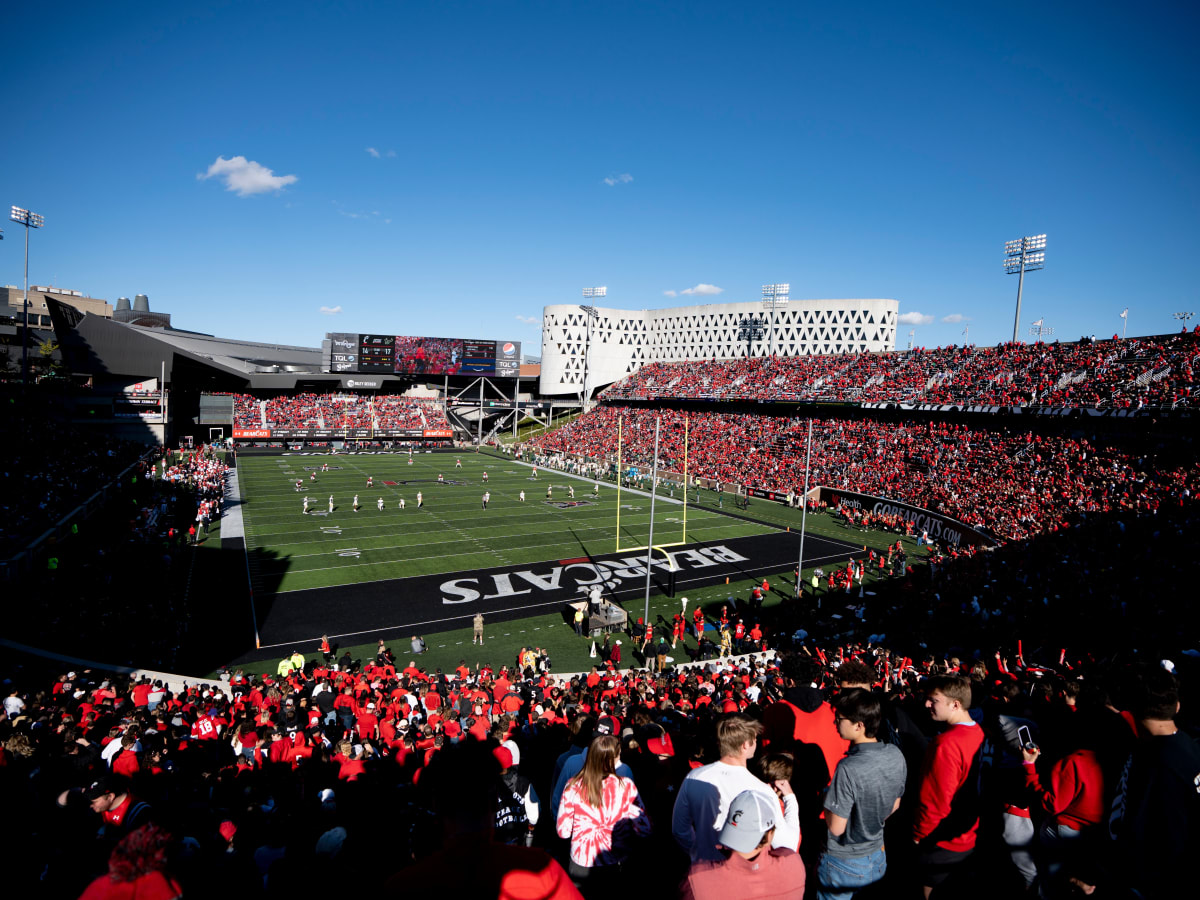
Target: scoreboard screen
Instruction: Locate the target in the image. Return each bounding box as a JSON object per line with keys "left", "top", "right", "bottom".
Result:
{"left": 324, "top": 333, "right": 520, "bottom": 376}
{"left": 358, "top": 335, "right": 396, "bottom": 373}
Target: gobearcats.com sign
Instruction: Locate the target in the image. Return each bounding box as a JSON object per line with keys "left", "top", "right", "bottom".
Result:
{"left": 439, "top": 543, "right": 749, "bottom": 605}
{"left": 819, "top": 487, "right": 994, "bottom": 548}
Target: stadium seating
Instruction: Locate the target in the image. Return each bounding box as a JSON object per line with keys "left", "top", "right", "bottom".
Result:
{"left": 600, "top": 333, "right": 1199, "bottom": 408}
{"left": 231, "top": 393, "right": 451, "bottom": 431}
{"left": 527, "top": 406, "right": 1199, "bottom": 542}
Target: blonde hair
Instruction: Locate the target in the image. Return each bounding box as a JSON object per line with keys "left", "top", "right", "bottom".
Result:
{"left": 568, "top": 734, "right": 620, "bottom": 809}
{"left": 716, "top": 714, "right": 763, "bottom": 758}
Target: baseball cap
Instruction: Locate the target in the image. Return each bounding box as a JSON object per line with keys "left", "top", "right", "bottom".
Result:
{"left": 645, "top": 730, "right": 675, "bottom": 757}
{"left": 493, "top": 746, "right": 514, "bottom": 769}
{"left": 596, "top": 715, "right": 619, "bottom": 736}
{"left": 502, "top": 739, "right": 520, "bottom": 766}
{"left": 717, "top": 789, "right": 777, "bottom": 853}
{"left": 83, "top": 775, "right": 129, "bottom": 801}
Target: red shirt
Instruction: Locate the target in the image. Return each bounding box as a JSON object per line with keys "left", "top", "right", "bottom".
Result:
{"left": 913, "top": 722, "right": 985, "bottom": 851}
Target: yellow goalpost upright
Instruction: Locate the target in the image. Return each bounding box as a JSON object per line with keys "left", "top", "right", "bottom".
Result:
{"left": 614, "top": 413, "right": 690, "bottom": 563}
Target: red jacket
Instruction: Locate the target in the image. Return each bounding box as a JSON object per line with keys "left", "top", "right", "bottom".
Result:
{"left": 1023, "top": 749, "right": 1105, "bottom": 831}
{"left": 913, "top": 722, "right": 984, "bottom": 851}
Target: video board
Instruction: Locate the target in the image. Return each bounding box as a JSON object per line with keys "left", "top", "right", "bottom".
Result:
{"left": 325, "top": 333, "right": 520, "bottom": 376}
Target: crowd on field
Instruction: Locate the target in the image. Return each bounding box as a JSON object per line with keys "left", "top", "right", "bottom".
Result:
{"left": 601, "top": 333, "right": 1200, "bottom": 409}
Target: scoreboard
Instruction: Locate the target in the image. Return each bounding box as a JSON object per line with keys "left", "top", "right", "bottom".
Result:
{"left": 324, "top": 333, "right": 521, "bottom": 377}
{"left": 358, "top": 335, "right": 396, "bottom": 373}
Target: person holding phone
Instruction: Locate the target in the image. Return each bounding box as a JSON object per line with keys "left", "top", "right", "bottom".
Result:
{"left": 1021, "top": 737, "right": 1105, "bottom": 899}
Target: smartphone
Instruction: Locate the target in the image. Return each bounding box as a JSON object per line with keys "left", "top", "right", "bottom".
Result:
{"left": 1016, "top": 724, "right": 1036, "bottom": 750}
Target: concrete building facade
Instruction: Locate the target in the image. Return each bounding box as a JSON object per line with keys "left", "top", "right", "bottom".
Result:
{"left": 540, "top": 298, "right": 899, "bottom": 397}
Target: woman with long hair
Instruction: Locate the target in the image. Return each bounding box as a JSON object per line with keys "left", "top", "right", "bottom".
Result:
{"left": 556, "top": 734, "right": 649, "bottom": 889}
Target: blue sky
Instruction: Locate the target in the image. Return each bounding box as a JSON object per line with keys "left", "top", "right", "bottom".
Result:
{"left": 2, "top": 1, "right": 1197, "bottom": 352}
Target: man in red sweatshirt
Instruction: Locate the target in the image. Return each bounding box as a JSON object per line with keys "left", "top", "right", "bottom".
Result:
{"left": 912, "top": 674, "right": 984, "bottom": 898}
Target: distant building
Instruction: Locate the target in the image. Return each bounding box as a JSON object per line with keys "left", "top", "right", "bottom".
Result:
{"left": 540, "top": 298, "right": 899, "bottom": 397}
{"left": 2, "top": 284, "right": 113, "bottom": 329}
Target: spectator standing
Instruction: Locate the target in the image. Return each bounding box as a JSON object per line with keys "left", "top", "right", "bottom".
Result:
{"left": 816, "top": 689, "right": 907, "bottom": 900}
{"left": 681, "top": 788, "right": 806, "bottom": 900}
{"left": 912, "top": 674, "right": 985, "bottom": 897}
{"left": 673, "top": 714, "right": 800, "bottom": 863}
{"left": 1107, "top": 666, "right": 1200, "bottom": 900}
{"left": 556, "top": 734, "right": 649, "bottom": 888}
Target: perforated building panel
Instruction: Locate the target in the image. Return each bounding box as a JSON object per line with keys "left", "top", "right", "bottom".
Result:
{"left": 539, "top": 298, "right": 898, "bottom": 396}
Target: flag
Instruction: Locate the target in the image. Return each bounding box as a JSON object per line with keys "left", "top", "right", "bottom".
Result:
{"left": 1032, "top": 318, "right": 1043, "bottom": 327}
{"left": 1120, "top": 308, "right": 1128, "bottom": 319}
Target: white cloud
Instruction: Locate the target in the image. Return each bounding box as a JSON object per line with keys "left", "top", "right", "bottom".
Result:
{"left": 603, "top": 173, "right": 634, "bottom": 186}
{"left": 897, "top": 312, "right": 935, "bottom": 326}
{"left": 515, "top": 314, "right": 541, "bottom": 325}
{"left": 366, "top": 147, "right": 381, "bottom": 158}
{"left": 941, "top": 314, "right": 970, "bottom": 324}
{"left": 680, "top": 283, "right": 724, "bottom": 296}
{"left": 198, "top": 155, "right": 298, "bottom": 196}
{"left": 319, "top": 305, "right": 343, "bottom": 315}
{"left": 663, "top": 290, "right": 677, "bottom": 298}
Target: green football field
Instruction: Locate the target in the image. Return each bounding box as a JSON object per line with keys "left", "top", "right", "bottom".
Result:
{"left": 236, "top": 450, "right": 776, "bottom": 596}
{"left": 221, "top": 449, "right": 923, "bottom": 678}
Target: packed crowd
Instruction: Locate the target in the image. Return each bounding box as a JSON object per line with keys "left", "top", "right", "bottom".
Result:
{"left": 0, "top": 403, "right": 148, "bottom": 555}
{"left": 601, "top": 333, "right": 1200, "bottom": 409}
{"left": 4, "top": 631, "right": 1194, "bottom": 900}
{"left": 394, "top": 336, "right": 462, "bottom": 375}
{"left": 527, "top": 407, "right": 1199, "bottom": 541}
{"left": 232, "top": 394, "right": 449, "bottom": 431}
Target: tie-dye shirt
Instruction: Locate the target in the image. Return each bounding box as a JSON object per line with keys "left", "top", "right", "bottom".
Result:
{"left": 556, "top": 774, "right": 650, "bottom": 867}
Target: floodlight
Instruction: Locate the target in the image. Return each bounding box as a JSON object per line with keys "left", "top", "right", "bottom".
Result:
{"left": 761, "top": 283, "right": 790, "bottom": 356}
{"left": 10, "top": 205, "right": 46, "bottom": 387}
{"left": 10, "top": 206, "right": 44, "bottom": 228}
{"left": 1004, "top": 232, "right": 1048, "bottom": 343}
{"left": 578, "top": 298, "right": 603, "bottom": 407}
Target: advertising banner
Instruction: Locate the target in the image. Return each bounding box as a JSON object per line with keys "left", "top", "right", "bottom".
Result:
{"left": 817, "top": 486, "right": 994, "bottom": 548}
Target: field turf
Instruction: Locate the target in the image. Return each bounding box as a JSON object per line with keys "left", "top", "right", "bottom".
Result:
{"left": 224, "top": 449, "right": 907, "bottom": 678}
{"left": 236, "top": 450, "right": 774, "bottom": 593}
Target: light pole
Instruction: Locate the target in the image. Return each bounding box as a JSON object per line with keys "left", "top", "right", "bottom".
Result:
{"left": 1173, "top": 311, "right": 1194, "bottom": 332}
{"left": 793, "top": 418, "right": 814, "bottom": 598}
{"left": 737, "top": 314, "right": 766, "bottom": 358}
{"left": 10, "top": 206, "right": 45, "bottom": 386}
{"left": 761, "top": 283, "right": 789, "bottom": 358}
{"left": 580, "top": 287, "right": 604, "bottom": 410}
{"left": 1004, "top": 234, "right": 1046, "bottom": 343}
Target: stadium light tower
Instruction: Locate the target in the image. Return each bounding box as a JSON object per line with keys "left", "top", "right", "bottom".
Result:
{"left": 579, "top": 287, "right": 605, "bottom": 409}
{"left": 737, "top": 314, "right": 766, "bottom": 358}
{"left": 10, "top": 206, "right": 45, "bottom": 387}
{"left": 1174, "top": 311, "right": 1194, "bottom": 331}
{"left": 1028, "top": 317, "right": 1054, "bottom": 340}
{"left": 761, "top": 283, "right": 789, "bottom": 358}
{"left": 1003, "top": 233, "right": 1046, "bottom": 344}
